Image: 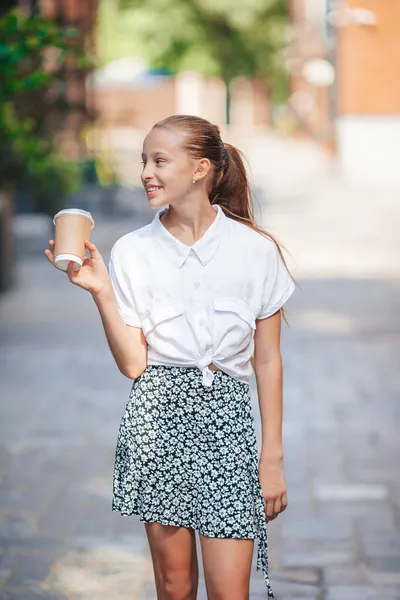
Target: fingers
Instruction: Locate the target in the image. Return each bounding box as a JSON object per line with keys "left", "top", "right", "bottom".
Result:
{"left": 66, "top": 260, "right": 80, "bottom": 281}
{"left": 84, "top": 240, "right": 101, "bottom": 259}
{"left": 270, "top": 496, "right": 283, "bottom": 521}
{"left": 265, "top": 498, "right": 275, "bottom": 522}
{"left": 44, "top": 249, "right": 55, "bottom": 265}
{"left": 44, "top": 240, "right": 58, "bottom": 269}
{"left": 264, "top": 494, "right": 288, "bottom": 522}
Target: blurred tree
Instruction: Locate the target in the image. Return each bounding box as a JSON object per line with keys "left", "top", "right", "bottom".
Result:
{"left": 98, "top": 0, "right": 289, "bottom": 121}
{"left": 0, "top": 9, "right": 91, "bottom": 213}
{"left": 0, "top": 6, "right": 94, "bottom": 292}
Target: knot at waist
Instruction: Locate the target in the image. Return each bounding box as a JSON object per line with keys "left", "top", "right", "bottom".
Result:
{"left": 195, "top": 357, "right": 220, "bottom": 388}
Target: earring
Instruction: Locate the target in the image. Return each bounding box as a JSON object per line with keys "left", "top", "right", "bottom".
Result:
{"left": 192, "top": 179, "right": 196, "bottom": 184}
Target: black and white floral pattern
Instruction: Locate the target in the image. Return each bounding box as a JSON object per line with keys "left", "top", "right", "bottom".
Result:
{"left": 112, "top": 365, "right": 274, "bottom": 598}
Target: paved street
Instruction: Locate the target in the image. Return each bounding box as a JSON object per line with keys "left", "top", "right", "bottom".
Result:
{"left": 1, "top": 136, "right": 400, "bottom": 599}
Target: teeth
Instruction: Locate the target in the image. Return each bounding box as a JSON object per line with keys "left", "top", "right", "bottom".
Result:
{"left": 147, "top": 186, "right": 162, "bottom": 192}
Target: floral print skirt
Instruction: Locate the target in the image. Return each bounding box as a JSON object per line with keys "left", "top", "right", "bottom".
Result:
{"left": 112, "top": 365, "right": 274, "bottom": 598}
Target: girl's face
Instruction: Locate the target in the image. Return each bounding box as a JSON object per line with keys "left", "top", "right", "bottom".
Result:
{"left": 141, "top": 127, "right": 195, "bottom": 209}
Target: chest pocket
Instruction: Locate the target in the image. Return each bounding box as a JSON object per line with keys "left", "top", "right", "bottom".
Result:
{"left": 141, "top": 301, "right": 186, "bottom": 353}
{"left": 213, "top": 299, "right": 256, "bottom": 354}
{"left": 141, "top": 301, "right": 185, "bottom": 334}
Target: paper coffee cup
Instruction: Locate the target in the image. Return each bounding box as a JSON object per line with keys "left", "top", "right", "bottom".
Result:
{"left": 53, "top": 208, "right": 95, "bottom": 271}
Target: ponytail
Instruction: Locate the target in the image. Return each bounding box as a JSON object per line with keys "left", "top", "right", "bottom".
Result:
{"left": 210, "top": 143, "right": 255, "bottom": 227}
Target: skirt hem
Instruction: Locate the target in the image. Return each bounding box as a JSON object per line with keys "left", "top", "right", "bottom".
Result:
{"left": 111, "top": 505, "right": 258, "bottom": 540}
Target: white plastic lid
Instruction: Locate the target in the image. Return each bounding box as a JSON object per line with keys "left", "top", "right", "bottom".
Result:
{"left": 53, "top": 208, "right": 94, "bottom": 227}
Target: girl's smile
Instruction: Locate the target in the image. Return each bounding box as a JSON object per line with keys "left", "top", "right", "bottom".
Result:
{"left": 145, "top": 184, "right": 164, "bottom": 198}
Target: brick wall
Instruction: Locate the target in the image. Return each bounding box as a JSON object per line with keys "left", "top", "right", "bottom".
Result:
{"left": 336, "top": 0, "right": 400, "bottom": 115}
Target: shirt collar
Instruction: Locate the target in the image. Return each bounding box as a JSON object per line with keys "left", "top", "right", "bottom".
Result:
{"left": 152, "top": 204, "right": 226, "bottom": 268}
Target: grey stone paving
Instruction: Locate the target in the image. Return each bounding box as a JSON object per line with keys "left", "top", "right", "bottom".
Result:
{"left": 1, "top": 210, "right": 400, "bottom": 599}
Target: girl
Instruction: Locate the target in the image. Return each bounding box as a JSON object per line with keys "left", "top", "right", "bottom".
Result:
{"left": 45, "top": 115, "right": 295, "bottom": 600}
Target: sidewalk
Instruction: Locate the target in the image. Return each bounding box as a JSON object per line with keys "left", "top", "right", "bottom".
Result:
{"left": 1, "top": 135, "right": 400, "bottom": 600}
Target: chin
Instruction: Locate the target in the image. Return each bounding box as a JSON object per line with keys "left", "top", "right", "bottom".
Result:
{"left": 148, "top": 197, "right": 168, "bottom": 210}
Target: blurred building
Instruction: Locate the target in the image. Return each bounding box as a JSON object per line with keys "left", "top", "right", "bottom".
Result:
{"left": 42, "top": 0, "right": 98, "bottom": 157}
{"left": 287, "top": 0, "right": 333, "bottom": 146}
{"left": 334, "top": 1, "right": 400, "bottom": 190}
{"left": 91, "top": 63, "right": 271, "bottom": 132}
{"left": 289, "top": 0, "right": 400, "bottom": 190}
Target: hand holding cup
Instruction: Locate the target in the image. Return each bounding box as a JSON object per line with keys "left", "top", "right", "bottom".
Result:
{"left": 45, "top": 208, "right": 111, "bottom": 297}
{"left": 45, "top": 239, "right": 111, "bottom": 296}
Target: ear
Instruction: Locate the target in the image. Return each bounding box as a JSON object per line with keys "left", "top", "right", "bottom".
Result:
{"left": 193, "top": 158, "right": 211, "bottom": 183}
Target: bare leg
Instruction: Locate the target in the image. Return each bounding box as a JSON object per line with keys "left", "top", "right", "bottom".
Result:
{"left": 199, "top": 534, "right": 254, "bottom": 600}
{"left": 145, "top": 522, "right": 199, "bottom": 600}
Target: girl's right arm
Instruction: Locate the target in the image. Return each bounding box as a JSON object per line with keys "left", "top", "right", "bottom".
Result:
{"left": 91, "top": 283, "right": 147, "bottom": 379}
{"left": 45, "top": 239, "right": 147, "bottom": 379}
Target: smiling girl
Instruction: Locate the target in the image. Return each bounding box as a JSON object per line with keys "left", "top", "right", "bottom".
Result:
{"left": 45, "top": 115, "right": 295, "bottom": 599}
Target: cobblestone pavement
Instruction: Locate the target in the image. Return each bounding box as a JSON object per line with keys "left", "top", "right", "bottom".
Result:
{"left": 1, "top": 139, "right": 400, "bottom": 599}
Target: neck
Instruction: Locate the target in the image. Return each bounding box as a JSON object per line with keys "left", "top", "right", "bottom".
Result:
{"left": 161, "top": 200, "right": 218, "bottom": 244}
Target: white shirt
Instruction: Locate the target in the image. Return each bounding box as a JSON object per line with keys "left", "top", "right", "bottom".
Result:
{"left": 109, "top": 204, "right": 295, "bottom": 387}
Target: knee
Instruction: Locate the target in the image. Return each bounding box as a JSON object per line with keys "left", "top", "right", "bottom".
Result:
{"left": 162, "top": 571, "right": 195, "bottom": 600}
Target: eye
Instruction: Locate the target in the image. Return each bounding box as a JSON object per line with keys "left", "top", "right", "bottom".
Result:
{"left": 155, "top": 158, "right": 165, "bottom": 165}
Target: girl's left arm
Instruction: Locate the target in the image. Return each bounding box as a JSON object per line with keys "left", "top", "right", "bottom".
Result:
{"left": 253, "top": 309, "right": 287, "bottom": 522}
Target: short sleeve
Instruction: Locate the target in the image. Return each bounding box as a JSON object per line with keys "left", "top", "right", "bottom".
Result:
{"left": 109, "top": 244, "right": 141, "bottom": 327}
{"left": 257, "top": 242, "right": 295, "bottom": 320}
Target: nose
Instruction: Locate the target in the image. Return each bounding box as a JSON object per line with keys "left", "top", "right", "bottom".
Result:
{"left": 141, "top": 162, "right": 154, "bottom": 183}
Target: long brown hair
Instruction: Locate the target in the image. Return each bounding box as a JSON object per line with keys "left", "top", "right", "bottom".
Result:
{"left": 153, "top": 115, "right": 294, "bottom": 318}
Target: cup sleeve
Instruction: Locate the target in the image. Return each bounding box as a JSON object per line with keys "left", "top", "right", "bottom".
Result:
{"left": 257, "top": 243, "right": 295, "bottom": 320}
{"left": 108, "top": 246, "right": 141, "bottom": 328}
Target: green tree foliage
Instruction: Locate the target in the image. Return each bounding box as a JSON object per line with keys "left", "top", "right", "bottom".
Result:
{"left": 0, "top": 10, "right": 90, "bottom": 212}
{"left": 98, "top": 0, "right": 289, "bottom": 101}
